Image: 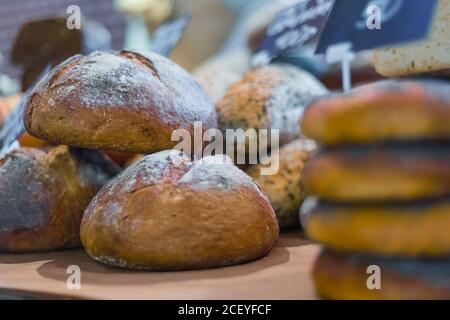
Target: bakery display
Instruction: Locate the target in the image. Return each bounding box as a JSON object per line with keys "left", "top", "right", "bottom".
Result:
{"left": 247, "top": 139, "right": 316, "bottom": 229}
{"left": 217, "top": 63, "right": 327, "bottom": 148}
{"left": 0, "top": 146, "right": 120, "bottom": 252}
{"left": 81, "top": 150, "right": 279, "bottom": 270}
{"left": 302, "top": 79, "right": 450, "bottom": 145}
{"left": 301, "top": 78, "right": 450, "bottom": 299}
{"left": 373, "top": 0, "right": 450, "bottom": 77}
{"left": 313, "top": 249, "right": 450, "bottom": 300}
{"left": 24, "top": 50, "right": 218, "bottom": 153}
{"left": 1, "top": 0, "right": 449, "bottom": 300}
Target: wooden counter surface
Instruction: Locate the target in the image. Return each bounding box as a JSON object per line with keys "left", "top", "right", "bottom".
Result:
{"left": 0, "top": 232, "right": 320, "bottom": 300}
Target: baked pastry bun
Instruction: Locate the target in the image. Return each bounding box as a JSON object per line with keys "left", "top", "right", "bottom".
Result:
{"left": 0, "top": 146, "right": 120, "bottom": 252}
{"left": 24, "top": 50, "right": 217, "bottom": 153}
{"left": 80, "top": 150, "right": 279, "bottom": 270}
{"left": 302, "top": 80, "right": 450, "bottom": 145}
{"left": 313, "top": 249, "right": 450, "bottom": 300}
{"left": 302, "top": 145, "right": 450, "bottom": 202}
{"left": 247, "top": 139, "right": 316, "bottom": 230}
{"left": 302, "top": 198, "right": 450, "bottom": 256}
{"left": 217, "top": 63, "right": 327, "bottom": 147}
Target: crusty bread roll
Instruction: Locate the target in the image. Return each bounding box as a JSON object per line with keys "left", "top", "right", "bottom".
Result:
{"left": 302, "top": 198, "right": 450, "bottom": 257}
{"left": 314, "top": 249, "right": 450, "bottom": 300}
{"left": 302, "top": 145, "right": 450, "bottom": 202}
{"left": 373, "top": 0, "right": 450, "bottom": 77}
{"left": 0, "top": 146, "right": 120, "bottom": 252}
{"left": 24, "top": 50, "right": 218, "bottom": 153}
{"left": 247, "top": 139, "right": 316, "bottom": 230}
{"left": 217, "top": 63, "right": 327, "bottom": 147}
{"left": 302, "top": 80, "right": 450, "bottom": 145}
{"left": 81, "top": 150, "right": 279, "bottom": 270}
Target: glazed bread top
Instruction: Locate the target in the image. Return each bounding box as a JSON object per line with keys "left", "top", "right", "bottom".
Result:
{"left": 301, "top": 79, "right": 450, "bottom": 145}
{"left": 24, "top": 50, "right": 218, "bottom": 153}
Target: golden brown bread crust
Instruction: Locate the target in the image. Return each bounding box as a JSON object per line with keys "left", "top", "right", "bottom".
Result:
{"left": 302, "top": 80, "right": 450, "bottom": 145}
{"left": 313, "top": 249, "right": 450, "bottom": 300}
{"left": 81, "top": 150, "right": 279, "bottom": 270}
{"left": 247, "top": 139, "right": 316, "bottom": 230}
{"left": 0, "top": 146, "right": 120, "bottom": 252}
{"left": 302, "top": 146, "right": 450, "bottom": 202}
{"left": 217, "top": 64, "right": 327, "bottom": 147}
{"left": 303, "top": 198, "right": 450, "bottom": 256}
{"left": 24, "top": 50, "right": 218, "bottom": 153}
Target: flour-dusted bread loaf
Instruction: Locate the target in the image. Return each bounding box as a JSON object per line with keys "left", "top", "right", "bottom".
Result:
{"left": 24, "top": 50, "right": 218, "bottom": 153}
{"left": 81, "top": 150, "right": 279, "bottom": 270}
{"left": 373, "top": 0, "right": 450, "bottom": 77}
{"left": 247, "top": 139, "right": 316, "bottom": 230}
{"left": 302, "top": 198, "right": 450, "bottom": 257}
{"left": 217, "top": 63, "right": 327, "bottom": 148}
{"left": 313, "top": 249, "right": 450, "bottom": 300}
{"left": 302, "top": 145, "right": 450, "bottom": 202}
{"left": 0, "top": 146, "right": 120, "bottom": 252}
{"left": 302, "top": 79, "right": 450, "bottom": 145}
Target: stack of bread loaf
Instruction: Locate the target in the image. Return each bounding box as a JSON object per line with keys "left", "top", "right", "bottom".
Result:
{"left": 0, "top": 49, "right": 281, "bottom": 270}
{"left": 300, "top": 79, "right": 450, "bottom": 299}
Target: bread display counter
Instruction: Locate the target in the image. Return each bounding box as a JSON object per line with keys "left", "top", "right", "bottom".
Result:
{"left": 0, "top": 233, "right": 319, "bottom": 300}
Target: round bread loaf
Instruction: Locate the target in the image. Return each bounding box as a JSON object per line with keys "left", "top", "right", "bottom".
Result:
{"left": 302, "top": 145, "right": 450, "bottom": 202}
{"left": 217, "top": 63, "right": 327, "bottom": 147}
{"left": 24, "top": 50, "right": 217, "bottom": 153}
{"left": 0, "top": 146, "right": 120, "bottom": 252}
{"left": 313, "top": 249, "right": 450, "bottom": 300}
{"left": 80, "top": 150, "right": 279, "bottom": 270}
{"left": 302, "top": 198, "right": 450, "bottom": 256}
{"left": 302, "top": 80, "right": 450, "bottom": 145}
{"left": 247, "top": 139, "right": 316, "bottom": 230}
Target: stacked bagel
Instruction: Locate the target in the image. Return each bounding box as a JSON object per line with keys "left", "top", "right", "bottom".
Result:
{"left": 300, "top": 79, "right": 450, "bottom": 299}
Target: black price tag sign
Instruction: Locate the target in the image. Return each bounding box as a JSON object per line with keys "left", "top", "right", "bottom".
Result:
{"left": 151, "top": 15, "right": 192, "bottom": 57}
{"left": 316, "top": 0, "right": 438, "bottom": 54}
{"left": 254, "top": 0, "right": 334, "bottom": 65}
